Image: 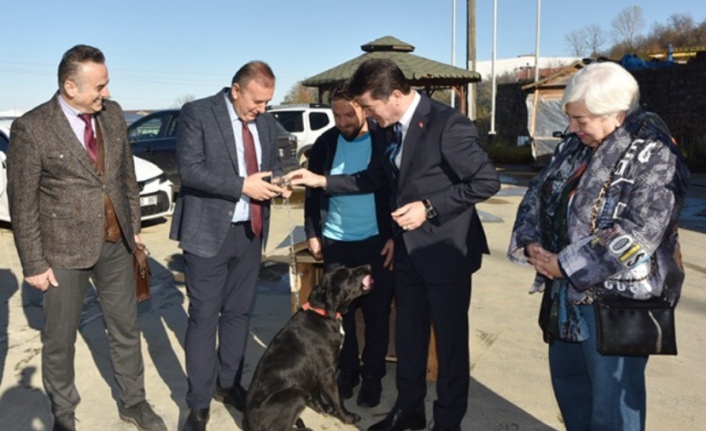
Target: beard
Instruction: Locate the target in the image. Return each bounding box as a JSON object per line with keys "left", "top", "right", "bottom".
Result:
{"left": 340, "top": 124, "right": 364, "bottom": 141}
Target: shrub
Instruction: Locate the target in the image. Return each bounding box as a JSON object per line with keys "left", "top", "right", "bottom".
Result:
{"left": 483, "top": 142, "right": 535, "bottom": 165}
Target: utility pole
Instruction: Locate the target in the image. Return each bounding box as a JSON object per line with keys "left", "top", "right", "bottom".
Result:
{"left": 451, "top": 0, "right": 457, "bottom": 109}
{"left": 489, "top": 0, "right": 497, "bottom": 137}
{"left": 466, "top": 0, "right": 476, "bottom": 120}
{"left": 535, "top": 0, "right": 542, "bottom": 82}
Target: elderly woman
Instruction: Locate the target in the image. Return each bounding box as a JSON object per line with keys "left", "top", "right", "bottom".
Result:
{"left": 508, "top": 61, "right": 689, "bottom": 430}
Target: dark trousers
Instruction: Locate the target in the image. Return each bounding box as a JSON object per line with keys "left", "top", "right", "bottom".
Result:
{"left": 183, "top": 222, "right": 261, "bottom": 409}
{"left": 44, "top": 240, "right": 145, "bottom": 416}
{"left": 323, "top": 234, "right": 394, "bottom": 380}
{"left": 393, "top": 237, "right": 472, "bottom": 429}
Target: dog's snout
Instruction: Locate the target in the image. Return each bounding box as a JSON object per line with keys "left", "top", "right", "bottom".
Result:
{"left": 362, "top": 274, "right": 373, "bottom": 290}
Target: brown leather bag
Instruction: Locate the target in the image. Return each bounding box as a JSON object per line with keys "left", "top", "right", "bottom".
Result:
{"left": 133, "top": 243, "right": 151, "bottom": 302}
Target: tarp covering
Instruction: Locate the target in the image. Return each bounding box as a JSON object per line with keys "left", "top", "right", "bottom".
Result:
{"left": 526, "top": 93, "right": 568, "bottom": 159}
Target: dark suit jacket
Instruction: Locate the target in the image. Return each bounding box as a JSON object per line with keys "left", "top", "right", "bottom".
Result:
{"left": 8, "top": 95, "right": 140, "bottom": 276}
{"left": 327, "top": 95, "right": 500, "bottom": 284}
{"left": 169, "top": 89, "right": 283, "bottom": 258}
{"left": 304, "top": 121, "right": 392, "bottom": 242}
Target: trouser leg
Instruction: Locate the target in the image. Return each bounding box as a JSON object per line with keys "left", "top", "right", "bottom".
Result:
{"left": 359, "top": 237, "right": 394, "bottom": 380}
{"left": 92, "top": 240, "right": 145, "bottom": 407}
{"left": 392, "top": 239, "right": 429, "bottom": 413}
{"left": 217, "top": 225, "right": 261, "bottom": 388}
{"left": 184, "top": 223, "right": 259, "bottom": 408}
{"left": 323, "top": 235, "right": 393, "bottom": 378}
{"left": 42, "top": 268, "right": 91, "bottom": 416}
{"left": 581, "top": 305, "right": 648, "bottom": 431}
{"left": 428, "top": 275, "right": 471, "bottom": 429}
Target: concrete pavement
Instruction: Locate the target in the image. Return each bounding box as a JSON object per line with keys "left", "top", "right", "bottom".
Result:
{"left": 1, "top": 182, "right": 705, "bottom": 430}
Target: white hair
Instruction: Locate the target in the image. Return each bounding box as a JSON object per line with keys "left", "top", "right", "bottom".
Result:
{"left": 561, "top": 62, "right": 640, "bottom": 116}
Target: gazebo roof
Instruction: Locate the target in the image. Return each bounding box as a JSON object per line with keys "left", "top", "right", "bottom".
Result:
{"left": 301, "top": 36, "right": 481, "bottom": 87}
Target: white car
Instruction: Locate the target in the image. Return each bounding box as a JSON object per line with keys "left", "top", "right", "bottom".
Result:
{"left": 268, "top": 104, "right": 335, "bottom": 165}
{"left": 0, "top": 117, "right": 173, "bottom": 223}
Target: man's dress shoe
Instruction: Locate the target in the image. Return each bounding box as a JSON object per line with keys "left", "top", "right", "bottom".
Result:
{"left": 214, "top": 383, "right": 247, "bottom": 412}
{"left": 182, "top": 408, "right": 209, "bottom": 431}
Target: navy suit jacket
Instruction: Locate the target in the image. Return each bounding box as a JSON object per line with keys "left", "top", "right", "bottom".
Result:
{"left": 326, "top": 95, "right": 500, "bottom": 284}
{"left": 169, "top": 89, "right": 283, "bottom": 257}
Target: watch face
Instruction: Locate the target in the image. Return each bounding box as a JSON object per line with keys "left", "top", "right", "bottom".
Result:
{"left": 424, "top": 200, "right": 437, "bottom": 219}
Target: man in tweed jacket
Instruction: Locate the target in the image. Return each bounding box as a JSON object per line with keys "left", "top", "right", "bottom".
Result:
{"left": 7, "top": 45, "right": 165, "bottom": 431}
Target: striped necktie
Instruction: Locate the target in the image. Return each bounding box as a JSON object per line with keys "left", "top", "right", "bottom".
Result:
{"left": 78, "top": 113, "right": 98, "bottom": 161}
{"left": 385, "top": 122, "right": 403, "bottom": 176}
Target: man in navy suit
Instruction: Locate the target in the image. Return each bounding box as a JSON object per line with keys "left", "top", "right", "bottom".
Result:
{"left": 287, "top": 59, "right": 500, "bottom": 431}
{"left": 169, "top": 61, "right": 290, "bottom": 431}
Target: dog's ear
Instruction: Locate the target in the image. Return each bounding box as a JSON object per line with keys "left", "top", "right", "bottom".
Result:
{"left": 308, "top": 270, "right": 339, "bottom": 314}
{"left": 308, "top": 267, "right": 346, "bottom": 317}
{"left": 307, "top": 274, "right": 329, "bottom": 310}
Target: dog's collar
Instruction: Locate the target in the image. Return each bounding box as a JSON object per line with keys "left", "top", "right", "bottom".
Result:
{"left": 302, "top": 302, "right": 341, "bottom": 319}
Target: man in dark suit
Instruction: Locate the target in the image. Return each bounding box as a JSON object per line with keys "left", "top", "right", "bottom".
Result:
{"left": 7, "top": 45, "right": 166, "bottom": 431}
{"left": 169, "top": 61, "right": 290, "bottom": 431}
{"left": 305, "top": 83, "right": 395, "bottom": 408}
{"left": 287, "top": 59, "right": 500, "bottom": 431}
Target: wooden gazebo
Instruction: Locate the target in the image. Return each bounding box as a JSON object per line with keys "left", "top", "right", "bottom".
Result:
{"left": 301, "top": 36, "right": 481, "bottom": 115}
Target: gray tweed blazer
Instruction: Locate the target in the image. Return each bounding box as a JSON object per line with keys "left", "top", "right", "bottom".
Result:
{"left": 8, "top": 95, "right": 140, "bottom": 276}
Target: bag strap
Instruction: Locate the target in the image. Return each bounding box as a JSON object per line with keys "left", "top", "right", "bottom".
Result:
{"left": 588, "top": 131, "right": 659, "bottom": 292}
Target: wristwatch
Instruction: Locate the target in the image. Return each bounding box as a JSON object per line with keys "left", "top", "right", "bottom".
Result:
{"left": 423, "top": 199, "right": 437, "bottom": 219}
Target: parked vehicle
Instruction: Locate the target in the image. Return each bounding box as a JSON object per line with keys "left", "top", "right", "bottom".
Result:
{"left": 127, "top": 109, "right": 299, "bottom": 193}
{"left": 0, "top": 117, "right": 173, "bottom": 224}
{"left": 267, "top": 104, "right": 335, "bottom": 165}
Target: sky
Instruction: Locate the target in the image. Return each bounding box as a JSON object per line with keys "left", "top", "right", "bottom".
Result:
{"left": 2, "top": 0, "right": 704, "bottom": 113}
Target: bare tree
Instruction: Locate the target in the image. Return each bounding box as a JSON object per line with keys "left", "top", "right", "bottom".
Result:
{"left": 565, "top": 25, "right": 608, "bottom": 58}
{"left": 611, "top": 5, "right": 645, "bottom": 49}
{"left": 565, "top": 29, "right": 589, "bottom": 57}
{"left": 282, "top": 82, "right": 317, "bottom": 105}
{"left": 585, "top": 25, "right": 608, "bottom": 57}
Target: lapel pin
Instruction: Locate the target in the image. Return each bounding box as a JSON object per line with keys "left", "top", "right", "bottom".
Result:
{"left": 418, "top": 121, "right": 424, "bottom": 128}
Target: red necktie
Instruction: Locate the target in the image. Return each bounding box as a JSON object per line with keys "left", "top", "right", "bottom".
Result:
{"left": 241, "top": 120, "right": 263, "bottom": 238}
{"left": 78, "top": 113, "right": 98, "bottom": 161}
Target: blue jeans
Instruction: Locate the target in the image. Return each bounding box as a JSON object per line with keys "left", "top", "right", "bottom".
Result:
{"left": 548, "top": 305, "right": 648, "bottom": 431}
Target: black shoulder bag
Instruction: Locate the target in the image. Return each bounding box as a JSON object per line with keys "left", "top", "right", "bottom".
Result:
{"left": 590, "top": 142, "right": 677, "bottom": 356}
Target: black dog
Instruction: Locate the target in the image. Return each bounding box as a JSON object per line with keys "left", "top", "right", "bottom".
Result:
{"left": 243, "top": 264, "right": 373, "bottom": 431}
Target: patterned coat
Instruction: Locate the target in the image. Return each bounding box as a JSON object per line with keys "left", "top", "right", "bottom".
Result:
{"left": 8, "top": 96, "right": 140, "bottom": 276}
{"left": 509, "top": 111, "right": 689, "bottom": 304}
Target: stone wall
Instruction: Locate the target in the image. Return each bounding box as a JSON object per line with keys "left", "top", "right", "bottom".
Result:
{"left": 487, "top": 60, "right": 706, "bottom": 167}
{"left": 632, "top": 61, "right": 706, "bottom": 166}
{"left": 476, "top": 83, "right": 528, "bottom": 145}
